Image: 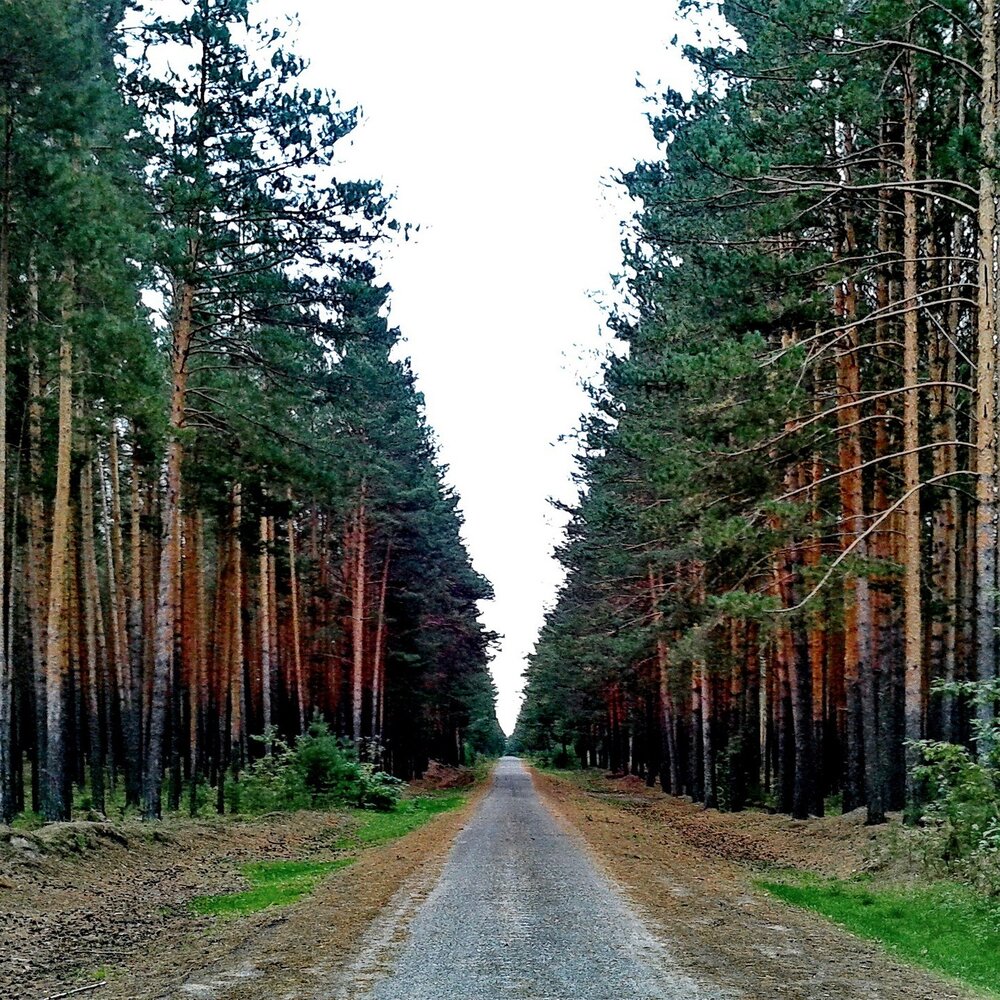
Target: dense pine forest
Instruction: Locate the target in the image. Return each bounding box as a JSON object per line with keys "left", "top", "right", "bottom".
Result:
{"left": 0, "top": 0, "right": 503, "bottom": 825}
{"left": 515, "top": 0, "right": 1000, "bottom": 823}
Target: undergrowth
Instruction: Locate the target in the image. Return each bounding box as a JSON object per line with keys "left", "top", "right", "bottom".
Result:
{"left": 230, "top": 721, "right": 404, "bottom": 815}
{"left": 10, "top": 720, "right": 404, "bottom": 825}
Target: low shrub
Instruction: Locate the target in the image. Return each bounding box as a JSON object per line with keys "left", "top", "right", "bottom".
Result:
{"left": 911, "top": 738, "right": 1000, "bottom": 895}
{"left": 356, "top": 764, "right": 404, "bottom": 811}
{"left": 909, "top": 680, "right": 1000, "bottom": 895}
{"left": 530, "top": 744, "right": 580, "bottom": 770}
{"left": 235, "top": 721, "right": 403, "bottom": 814}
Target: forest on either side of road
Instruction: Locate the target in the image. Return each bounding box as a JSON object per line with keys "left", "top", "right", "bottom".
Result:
{"left": 0, "top": 0, "right": 504, "bottom": 826}
{"left": 514, "top": 0, "right": 1000, "bottom": 832}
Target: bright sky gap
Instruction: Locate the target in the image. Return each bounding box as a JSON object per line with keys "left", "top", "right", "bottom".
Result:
{"left": 269, "top": 1, "right": 693, "bottom": 732}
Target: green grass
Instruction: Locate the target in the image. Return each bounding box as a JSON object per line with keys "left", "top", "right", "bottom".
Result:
{"left": 759, "top": 873, "right": 1000, "bottom": 996}
{"left": 80, "top": 965, "right": 114, "bottom": 983}
{"left": 9, "top": 810, "right": 44, "bottom": 831}
{"left": 191, "top": 858, "right": 355, "bottom": 917}
{"left": 337, "top": 793, "right": 466, "bottom": 848}
{"left": 193, "top": 791, "right": 468, "bottom": 918}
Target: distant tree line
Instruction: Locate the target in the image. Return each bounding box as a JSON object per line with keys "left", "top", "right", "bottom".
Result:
{"left": 515, "top": 0, "right": 1000, "bottom": 822}
{"left": 0, "top": 0, "right": 503, "bottom": 824}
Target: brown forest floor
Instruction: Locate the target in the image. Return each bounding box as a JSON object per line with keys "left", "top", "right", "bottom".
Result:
{"left": 534, "top": 767, "right": 977, "bottom": 1000}
{"left": 0, "top": 790, "right": 481, "bottom": 1000}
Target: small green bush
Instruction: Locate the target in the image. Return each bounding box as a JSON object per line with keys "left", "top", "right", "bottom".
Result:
{"left": 235, "top": 721, "right": 403, "bottom": 814}
{"left": 293, "top": 725, "right": 365, "bottom": 806}
{"left": 356, "top": 764, "right": 404, "bottom": 811}
{"left": 531, "top": 744, "right": 580, "bottom": 769}
{"left": 911, "top": 739, "right": 1000, "bottom": 895}
{"left": 234, "top": 742, "right": 310, "bottom": 814}
{"left": 909, "top": 680, "right": 1000, "bottom": 895}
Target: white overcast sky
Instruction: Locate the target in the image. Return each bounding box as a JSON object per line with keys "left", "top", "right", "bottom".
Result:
{"left": 261, "top": 1, "right": 692, "bottom": 733}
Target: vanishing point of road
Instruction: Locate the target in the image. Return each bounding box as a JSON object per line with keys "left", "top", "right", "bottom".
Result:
{"left": 359, "top": 757, "right": 708, "bottom": 1000}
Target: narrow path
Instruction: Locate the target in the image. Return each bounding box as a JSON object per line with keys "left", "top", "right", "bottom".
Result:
{"left": 357, "top": 757, "right": 710, "bottom": 1000}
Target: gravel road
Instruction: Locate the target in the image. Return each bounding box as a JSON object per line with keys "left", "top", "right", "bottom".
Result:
{"left": 358, "top": 757, "right": 711, "bottom": 1000}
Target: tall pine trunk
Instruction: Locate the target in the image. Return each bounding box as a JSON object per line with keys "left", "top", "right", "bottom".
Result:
{"left": 44, "top": 322, "right": 74, "bottom": 821}
{"left": 259, "top": 514, "right": 272, "bottom": 753}
{"left": 228, "top": 483, "right": 244, "bottom": 775}
{"left": 80, "top": 459, "right": 106, "bottom": 815}
{"left": 143, "top": 281, "right": 195, "bottom": 818}
{"left": 901, "top": 55, "right": 925, "bottom": 812}
{"left": 352, "top": 492, "right": 367, "bottom": 745}
{"left": 102, "top": 430, "right": 138, "bottom": 800}
{"left": 287, "top": 496, "right": 306, "bottom": 733}
{"left": 26, "top": 341, "right": 47, "bottom": 814}
{"left": 126, "top": 436, "right": 144, "bottom": 805}
{"left": 0, "top": 109, "right": 11, "bottom": 822}
{"left": 371, "top": 541, "right": 391, "bottom": 743}
{"left": 976, "top": 0, "right": 999, "bottom": 750}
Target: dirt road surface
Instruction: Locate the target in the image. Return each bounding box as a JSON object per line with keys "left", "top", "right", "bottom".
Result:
{"left": 355, "top": 756, "right": 708, "bottom": 1000}
{"left": 336, "top": 759, "right": 974, "bottom": 1000}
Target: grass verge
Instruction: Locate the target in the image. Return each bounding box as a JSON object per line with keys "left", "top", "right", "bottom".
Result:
{"left": 193, "top": 789, "right": 469, "bottom": 918}
{"left": 192, "top": 858, "right": 355, "bottom": 917}
{"left": 336, "top": 792, "right": 467, "bottom": 849}
{"left": 759, "top": 873, "right": 1000, "bottom": 997}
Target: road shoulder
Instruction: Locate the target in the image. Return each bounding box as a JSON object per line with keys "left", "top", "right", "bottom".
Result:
{"left": 532, "top": 768, "right": 975, "bottom": 1000}
{"left": 138, "top": 783, "right": 488, "bottom": 1000}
